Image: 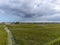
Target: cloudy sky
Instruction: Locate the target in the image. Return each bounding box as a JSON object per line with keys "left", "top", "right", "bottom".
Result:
{"left": 0, "top": 0, "right": 60, "bottom": 22}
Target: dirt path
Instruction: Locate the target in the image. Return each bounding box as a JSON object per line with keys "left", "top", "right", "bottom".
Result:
{"left": 4, "top": 25, "right": 16, "bottom": 45}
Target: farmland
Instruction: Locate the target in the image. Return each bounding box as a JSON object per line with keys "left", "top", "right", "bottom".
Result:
{"left": 6, "top": 23, "right": 60, "bottom": 45}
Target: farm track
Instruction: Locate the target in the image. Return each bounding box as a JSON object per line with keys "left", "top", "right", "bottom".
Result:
{"left": 4, "top": 25, "right": 16, "bottom": 45}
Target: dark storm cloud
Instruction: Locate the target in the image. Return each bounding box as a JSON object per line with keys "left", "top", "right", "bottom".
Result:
{"left": 0, "top": 0, "right": 60, "bottom": 22}
{"left": 0, "top": 6, "right": 36, "bottom": 18}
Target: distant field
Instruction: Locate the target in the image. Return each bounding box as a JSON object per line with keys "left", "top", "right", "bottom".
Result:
{"left": 7, "top": 24, "right": 60, "bottom": 45}
{"left": 0, "top": 25, "right": 7, "bottom": 45}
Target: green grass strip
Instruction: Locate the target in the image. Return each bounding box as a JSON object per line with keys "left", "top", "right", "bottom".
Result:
{"left": 45, "top": 37, "right": 60, "bottom": 45}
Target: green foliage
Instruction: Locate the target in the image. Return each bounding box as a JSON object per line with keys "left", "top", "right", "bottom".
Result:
{"left": 15, "top": 22, "right": 20, "bottom": 24}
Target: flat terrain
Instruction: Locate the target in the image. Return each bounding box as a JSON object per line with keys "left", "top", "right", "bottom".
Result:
{"left": 0, "top": 25, "right": 7, "bottom": 45}
{"left": 7, "top": 24, "right": 60, "bottom": 45}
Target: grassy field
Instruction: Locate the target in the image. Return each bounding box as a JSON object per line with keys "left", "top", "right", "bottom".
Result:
{"left": 0, "top": 24, "right": 7, "bottom": 45}
{"left": 7, "top": 24, "right": 60, "bottom": 45}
